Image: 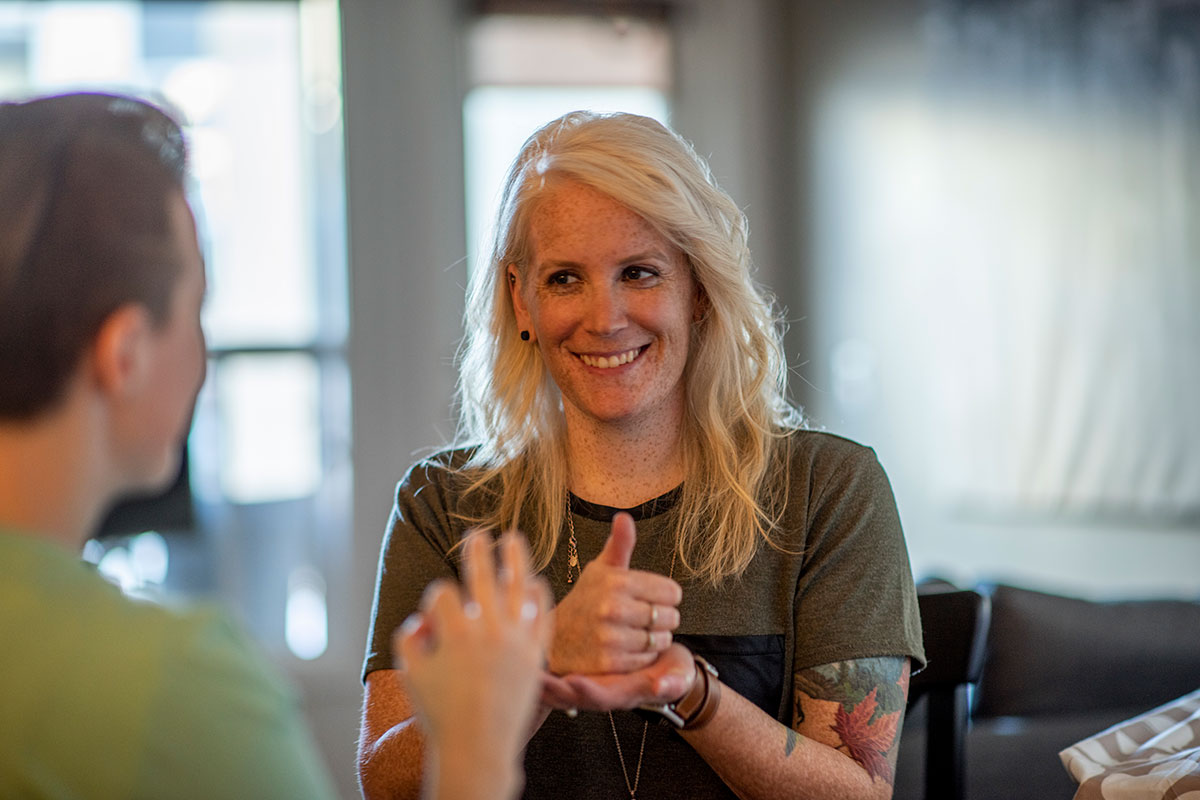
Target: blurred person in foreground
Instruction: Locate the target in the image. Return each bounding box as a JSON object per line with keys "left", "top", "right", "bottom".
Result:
{"left": 395, "top": 530, "right": 553, "bottom": 800}
{"left": 359, "top": 111, "right": 926, "bottom": 800}
{"left": 0, "top": 92, "right": 336, "bottom": 798}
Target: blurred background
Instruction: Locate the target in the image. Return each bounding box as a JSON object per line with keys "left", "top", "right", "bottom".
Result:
{"left": 2, "top": 0, "right": 1197, "bottom": 795}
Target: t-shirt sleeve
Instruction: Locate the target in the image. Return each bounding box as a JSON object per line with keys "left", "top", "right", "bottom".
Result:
{"left": 362, "top": 457, "right": 466, "bottom": 679}
{"left": 791, "top": 442, "right": 925, "bottom": 672}
{"left": 138, "top": 610, "right": 338, "bottom": 800}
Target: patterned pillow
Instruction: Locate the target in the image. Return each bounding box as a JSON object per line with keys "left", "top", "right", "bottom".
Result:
{"left": 1059, "top": 688, "right": 1200, "bottom": 800}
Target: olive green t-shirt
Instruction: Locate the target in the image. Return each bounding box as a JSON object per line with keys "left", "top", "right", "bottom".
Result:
{"left": 0, "top": 529, "right": 336, "bottom": 800}
{"left": 364, "top": 430, "right": 924, "bottom": 799}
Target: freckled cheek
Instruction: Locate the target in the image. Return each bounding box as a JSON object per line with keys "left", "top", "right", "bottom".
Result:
{"left": 531, "top": 301, "right": 584, "bottom": 343}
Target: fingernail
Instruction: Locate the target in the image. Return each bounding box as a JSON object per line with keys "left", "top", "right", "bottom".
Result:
{"left": 520, "top": 600, "right": 539, "bottom": 621}
{"left": 463, "top": 601, "right": 481, "bottom": 619}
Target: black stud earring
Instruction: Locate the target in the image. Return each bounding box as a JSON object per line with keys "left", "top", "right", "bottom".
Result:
{"left": 520, "top": 330, "right": 530, "bottom": 341}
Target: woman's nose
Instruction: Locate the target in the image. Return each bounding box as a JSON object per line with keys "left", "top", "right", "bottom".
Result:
{"left": 583, "top": 284, "right": 626, "bottom": 335}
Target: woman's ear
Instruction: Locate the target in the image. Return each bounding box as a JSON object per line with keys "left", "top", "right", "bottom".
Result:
{"left": 89, "top": 304, "right": 153, "bottom": 400}
{"left": 507, "top": 265, "right": 535, "bottom": 343}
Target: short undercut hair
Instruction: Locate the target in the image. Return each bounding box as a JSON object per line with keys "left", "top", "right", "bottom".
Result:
{"left": 0, "top": 92, "right": 189, "bottom": 419}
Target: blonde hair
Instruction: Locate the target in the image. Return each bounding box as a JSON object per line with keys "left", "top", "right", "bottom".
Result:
{"left": 456, "top": 111, "right": 802, "bottom": 584}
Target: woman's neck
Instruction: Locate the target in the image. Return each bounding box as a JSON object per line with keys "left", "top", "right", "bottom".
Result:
{"left": 563, "top": 411, "right": 686, "bottom": 509}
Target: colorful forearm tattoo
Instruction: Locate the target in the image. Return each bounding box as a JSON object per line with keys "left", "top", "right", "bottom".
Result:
{"left": 791, "top": 656, "right": 910, "bottom": 785}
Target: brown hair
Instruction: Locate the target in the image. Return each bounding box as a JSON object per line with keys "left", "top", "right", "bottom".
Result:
{"left": 0, "top": 92, "right": 189, "bottom": 419}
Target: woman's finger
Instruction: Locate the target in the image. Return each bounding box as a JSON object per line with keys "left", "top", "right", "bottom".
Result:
{"left": 625, "top": 571, "right": 683, "bottom": 607}
{"left": 616, "top": 598, "right": 682, "bottom": 631}
{"left": 593, "top": 623, "right": 674, "bottom": 661}
{"left": 622, "top": 624, "right": 673, "bottom": 654}
{"left": 563, "top": 644, "right": 695, "bottom": 709}
{"left": 541, "top": 672, "right": 586, "bottom": 710}
{"left": 645, "top": 601, "right": 681, "bottom": 632}
{"left": 596, "top": 511, "right": 637, "bottom": 569}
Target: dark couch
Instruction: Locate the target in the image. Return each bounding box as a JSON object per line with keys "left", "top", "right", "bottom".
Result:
{"left": 894, "top": 582, "right": 1200, "bottom": 800}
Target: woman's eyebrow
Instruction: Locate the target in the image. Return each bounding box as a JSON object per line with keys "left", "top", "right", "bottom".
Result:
{"left": 538, "top": 258, "right": 584, "bottom": 270}
{"left": 619, "top": 250, "right": 672, "bottom": 264}
{"left": 537, "top": 250, "right": 673, "bottom": 271}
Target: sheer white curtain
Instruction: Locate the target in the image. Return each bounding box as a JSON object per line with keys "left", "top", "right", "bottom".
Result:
{"left": 815, "top": 0, "right": 1200, "bottom": 530}
{"left": 926, "top": 1, "right": 1200, "bottom": 520}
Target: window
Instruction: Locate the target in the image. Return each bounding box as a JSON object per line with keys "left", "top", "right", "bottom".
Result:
{"left": 463, "top": 13, "right": 671, "bottom": 272}
{"left": 1, "top": 0, "right": 348, "bottom": 660}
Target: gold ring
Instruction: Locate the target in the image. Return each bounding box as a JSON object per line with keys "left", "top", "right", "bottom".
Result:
{"left": 649, "top": 604, "right": 659, "bottom": 628}
{"left": 647, "top": 629, "right": 655, "bottom": 650}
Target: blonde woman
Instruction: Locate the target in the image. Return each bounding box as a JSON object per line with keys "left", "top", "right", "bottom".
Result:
{"left": 359, "top": 111, "right": 925, "bottom": 800}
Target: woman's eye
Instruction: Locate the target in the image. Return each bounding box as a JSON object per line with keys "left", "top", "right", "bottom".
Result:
{"left": 623, "top": 266, "right": 658, "bottom": 281}
{"left": 547, "top": 271, "right": 577, "bottom": 286}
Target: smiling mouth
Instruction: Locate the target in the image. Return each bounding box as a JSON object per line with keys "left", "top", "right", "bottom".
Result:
{"left": 577, "top": 346, "right": 646, "bottom": 369}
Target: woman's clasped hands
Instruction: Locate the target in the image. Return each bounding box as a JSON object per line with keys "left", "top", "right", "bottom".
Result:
{"left": 395, "top": 512, "right": 698, "bottom": 765}
{"left": 542, "top": 511, "right": 697, "bottom": 712}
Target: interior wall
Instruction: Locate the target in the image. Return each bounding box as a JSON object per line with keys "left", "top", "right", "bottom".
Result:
{"left": 313, "top": 0, "right": 1200, "bottom": 796}
{"left": 671, "top": 0, "right": 799, "bottom": 308}
{"left": 305, "top": 2, "right": 470, "bottom": 796}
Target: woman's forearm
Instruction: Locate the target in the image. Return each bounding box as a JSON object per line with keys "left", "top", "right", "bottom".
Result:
{"left": 679, "top": 685, "right": 893, "bottom": 800}
{"left": 361, "top": 697, "right": 554, "bottom": 800}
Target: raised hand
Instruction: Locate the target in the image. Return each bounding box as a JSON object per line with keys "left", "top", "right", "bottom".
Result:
{"left": 394, "top": 531, "right": 552, "bottom": 764}
{"left": 548, "top": 511, "right": 683, "bottom": 675}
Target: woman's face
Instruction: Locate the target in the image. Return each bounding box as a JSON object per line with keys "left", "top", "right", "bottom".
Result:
{"left": 509, "top": 179, "right": 699, "bottom": 434}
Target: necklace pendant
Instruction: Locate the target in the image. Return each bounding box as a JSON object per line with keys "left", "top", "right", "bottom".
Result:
{"left": 568, "top": 553, "right": 579, "bottom": 567}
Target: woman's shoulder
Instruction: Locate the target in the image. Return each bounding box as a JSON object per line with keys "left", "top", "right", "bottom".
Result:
{"left": 782, "top": 427, "right": 881, "bottom": 467}
{"left": 394, "top": 445, "right": 498, "bottom": 514}
{"left": 400, "top": 445, "right": 478, "bottom": 485}
{"left": 774, "top": 428, "right": 891, "bottom": 496}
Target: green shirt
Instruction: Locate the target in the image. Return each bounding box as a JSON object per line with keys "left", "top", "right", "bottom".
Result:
{"left": 0, "top": 529, "right": 336, "bottom": 799}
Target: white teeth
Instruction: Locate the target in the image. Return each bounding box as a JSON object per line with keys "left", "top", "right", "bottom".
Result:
{"left": 580, "top": 348, "right": 641, "bottom": 369}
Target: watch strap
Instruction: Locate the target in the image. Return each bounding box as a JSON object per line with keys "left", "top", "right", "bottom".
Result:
{"left": 636, "top": 653, "right": 721, "bottom": 730}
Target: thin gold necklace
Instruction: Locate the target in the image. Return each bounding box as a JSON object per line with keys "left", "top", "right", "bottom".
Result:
{"left": 565, "top": 495, "right": 678, "bottom": 800}
{"left": 608, "top": 710, "right": 649, "bottom": 800}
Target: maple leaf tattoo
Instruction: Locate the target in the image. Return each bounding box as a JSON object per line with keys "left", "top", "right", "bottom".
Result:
{"left": 792, "top": 657, "right": 910, "bottom": 783}
{"left": 831, "top": 687, "right": 902, "bottom": 782}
